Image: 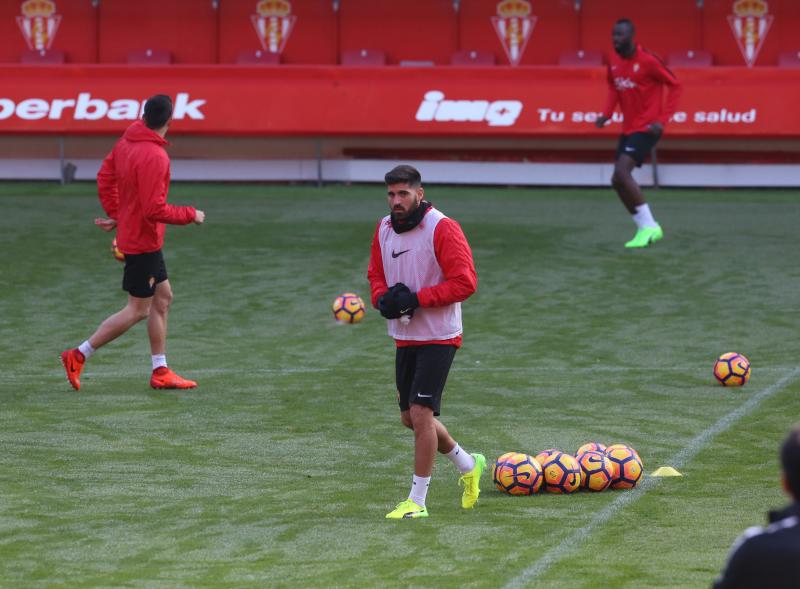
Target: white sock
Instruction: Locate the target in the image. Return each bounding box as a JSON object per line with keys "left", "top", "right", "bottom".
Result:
{"left": 632, "top": 204, "right": 659, "bottom": 229}
{"left": 408, "top": 474, "right": 431, "bottom": 507}
{"left": 445, "top": 443, "right": 476, "bottom": 474}
{"left": 151, "top": 354, "right": 167, "bottom": 371}
{"left": 78, "top": 340, "right": 95, "bottom": 360}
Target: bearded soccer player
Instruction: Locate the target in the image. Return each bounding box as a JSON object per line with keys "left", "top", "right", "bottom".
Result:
{"left": 60, "top": 95, "right": 205, "bottom": 391}
{"left": 595, "top": 18, "right": 682, "bottom": 248}
{"left": 368, "top": 164, "right": 484, "bottom": 519}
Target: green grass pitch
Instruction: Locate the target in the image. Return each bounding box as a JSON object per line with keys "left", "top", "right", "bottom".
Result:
{"left": 1, "top": 181, "right": 798, "bottom": 588}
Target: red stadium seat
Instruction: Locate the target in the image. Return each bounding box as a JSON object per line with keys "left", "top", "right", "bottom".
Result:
{"left": 778, "top": 51, "right": 800, "bottom": 68}
{"left": 399, "top": 60, "right": 435, "bottom": 67}
{"left": 21, "top": 49, "right": 65, "bottom": 64}
{"left": 558, "top": 50, "right": 603, "bottom": 66}
{"left": 127, "top": 49, "right": 173, "bottom": 65}
{"left": 667, "top": 50, "right": 712, "bottom": 67}
{"left": 236, "top": 50, "right": 280, "bottom": 65}
{"left": 340, "top": 49, "right": 386, "bottom": 66}
{"left": 450, "top": 50, "right": 495, "bottom": 66}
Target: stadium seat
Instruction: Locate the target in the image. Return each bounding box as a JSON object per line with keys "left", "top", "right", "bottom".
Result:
{"left": 340, "top": 49, "right": 386, "bottom": 66}
{"left": 127, "top": 49, "right": 173, "bottom": 65}
{"left": 778, "top": 51, "right": 800, "bottom": 68}
{"left": 236, "top": 50, "right": 280, "bottom": 65}
{"left": 667, "top": 50, "right": 712, "bottom": 67}
{"left": 20, "top": 49, "right": 65, "bottom": 64}
{"left": 399, "top": 60, "right": 435, "bottom": 67}
{"left": 450, "top": 51, "right": 495, "bottom": 66}
{"left": 558, "top": 50, "right": 603, "bottom": 66}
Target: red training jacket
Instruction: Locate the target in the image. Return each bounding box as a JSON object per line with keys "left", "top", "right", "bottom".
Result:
{"left": 97, "top": 120, "right": 196, "bottom": 254}
{"left": 602, "top": 44, "right": 682, "bottom": 135}
{"left": 367, "top": 208, "right": 478, "bottom": 347}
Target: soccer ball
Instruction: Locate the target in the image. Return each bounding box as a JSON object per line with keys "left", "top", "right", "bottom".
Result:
{"left": 332, "top": 293, "right": 365, "bottom": 324}
{"left": 576, "top": 442, "right": 607, "bottom": 456}
{"left": 577, "top": 450, "right": 614, "bottom": 492}
{"left": 493, "top": 452, "right": 543, "bottom": 496}
{"left": 541, "top": 452, "right": 582, "bottom": 494}
{"left": 534, "top": 448, "right": 560, "bottom": 467}
{"left": 713, "top": 352, "right": 751, "bottom": 387}
{"left": 605, "top": 443, "right": 641, "bottom": 463}
{"left": 606, "top": 445, "right": 643, "bottom": 490}
{"left": 111, "top": 237, "right": 125, "bottom": 262}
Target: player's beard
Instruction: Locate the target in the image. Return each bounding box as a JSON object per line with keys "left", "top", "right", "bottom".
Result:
{"left": 391, "top": 200, "right": 431, "bottom": 234}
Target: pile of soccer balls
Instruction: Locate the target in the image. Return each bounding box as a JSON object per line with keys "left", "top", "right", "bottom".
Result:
{"left": 493, "top": 442, "right": 643, "bottom": 496}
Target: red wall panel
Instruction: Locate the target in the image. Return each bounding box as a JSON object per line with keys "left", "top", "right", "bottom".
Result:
{"left": 338, "top": 0, "right": 457, "bottom": 65}
{"left": 218, "top": 0, "right": 336, "bottom": 64}
{"left": 0, "top": 0, "right": 97, "bottom": 63}
{"left": 580, "top": 0, "right": 701, "bottom": 61}
{"left": 459, "top": 0, "right": 579, "bottom": 66}
{"left": 703, "top": 0, "right": 797, "bottom": 66}
{"left": 97, "top": 0, "right": 216, "bottom": 64}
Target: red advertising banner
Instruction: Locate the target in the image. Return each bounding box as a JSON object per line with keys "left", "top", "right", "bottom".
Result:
{"left": 0, "top": 65, "right": 796, "bottom": 137}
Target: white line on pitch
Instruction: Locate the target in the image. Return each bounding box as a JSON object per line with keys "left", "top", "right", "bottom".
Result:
{"left": 0, "top": 365, "right": 792, "bottom": 383}
{"left": 502, "top": 366, "right": 800, "bottom": 589}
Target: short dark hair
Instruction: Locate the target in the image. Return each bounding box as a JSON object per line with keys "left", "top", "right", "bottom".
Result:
{"left": 385, "top": 165, "right": 421, "bottom": 188}
{"left": 615, "top": 18, "right": 635, "bottom": 33}
{"left": 781, "top": 426, "right": 800, "bottom": 498}
{"left": 143, "top": 94, "right": 173, "bottom": 129}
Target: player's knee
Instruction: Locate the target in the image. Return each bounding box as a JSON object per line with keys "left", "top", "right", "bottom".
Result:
{"left": 154, "top": 291, "right": 172, "bottom": 313}
{"left": 400, "top": 412, "right": 413, "bottom": 430}
{"left": 409, "top": 403, "right": 434, "bottom": 427}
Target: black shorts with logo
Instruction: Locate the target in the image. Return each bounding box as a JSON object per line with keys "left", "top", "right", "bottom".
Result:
{"left": 396, "top": 344, "right": 457, "bottom": 417}
{"left": 122, "top": 250, "right": 168, "bottom": 298}
{"left": 615, "top": 131, "right": 660, "bottom": 167}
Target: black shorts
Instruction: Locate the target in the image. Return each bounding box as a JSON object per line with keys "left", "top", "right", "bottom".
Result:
{"left": 122, "top": 250, "right": 168, "bottom": 298}
{"left": 396, "top": 344, "right": 457, "bottom": 417}
{"left": 615, "top": 131, "right": 660, "bottom": 167}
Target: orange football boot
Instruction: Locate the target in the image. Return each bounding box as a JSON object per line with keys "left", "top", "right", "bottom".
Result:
{"left": 150, "top": 366, "right": 197, "bottom": 390}
{"left": 60, "top": 349, "right": 85, "bottom": 390}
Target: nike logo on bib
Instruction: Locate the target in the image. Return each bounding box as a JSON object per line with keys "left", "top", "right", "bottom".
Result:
{"left": 392, "top": 249, "right": 410, "bottom": 258}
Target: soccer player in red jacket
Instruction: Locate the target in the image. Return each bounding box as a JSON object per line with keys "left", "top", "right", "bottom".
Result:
{"left": 595, "top": 18, "right": 682, "bottom": 248}
{"left": 60, "top": 95, "right": 205, "bottom": 391}
{"left": 368, "top": 165, "right": 485, "bottom": 519}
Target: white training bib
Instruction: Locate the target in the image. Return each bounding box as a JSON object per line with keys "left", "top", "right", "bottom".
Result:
{"left": 378, "top": 208, "right": 462, "bottom": 341}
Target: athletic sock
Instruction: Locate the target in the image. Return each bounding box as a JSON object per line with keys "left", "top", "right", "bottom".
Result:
{"left": 445, "top": 443, "right": 476, "bottom": 474}
{"left": 632, "top": 204, "right": 659, "bottom": 229}
{"left": 78, "top": 340, "right": 95, "bottom": 360}
{"left": 151, "top": 354, "right": 167, "bottom": 371}
{"left": 408, "top": 474, "right": 431, "bottom": 507}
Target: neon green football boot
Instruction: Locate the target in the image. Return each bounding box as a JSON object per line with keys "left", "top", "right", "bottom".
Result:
{"left": 459, "top": 453, "right": 487, "bottom": 509}
{"left": 385, "top": 499, "right": 429, "bottom": 519}
{"left": 625, "top": 225, "right": 664, "bottom": 248}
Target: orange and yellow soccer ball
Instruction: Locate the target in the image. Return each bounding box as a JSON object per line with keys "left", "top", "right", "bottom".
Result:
{"left": 111, "top": 238, "right": 125, "bottom": 262}
{"left": 576, "top": 442, "right": 607, "bottom": 456}
{"left": 535, "top": 448, "right": 560, "bottom": 467}
{"left": 606, "top": 445, "right": 643, "bottom": 490}
{"left": 541, "top": 451, "right": 581, "bottom": 494}
{"left": 713, "top": 352, "right": 750, "bottom": 387}
{"left": 493, "top": 452, "right": 543, "bottom": 496}
{"left": 577, "top": 450, "right": 614, "bottom": 492}
{"left": 332, "top": 293, "right": 365, "bottom": 324}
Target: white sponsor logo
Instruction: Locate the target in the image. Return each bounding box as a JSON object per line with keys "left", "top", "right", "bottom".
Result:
{"left": 613, "top": 77, "right": 637, "bottom": 91}
{"left": 415, "top": 90, "right": 522, "bottom": 127}
{"left": 0, "top": 92, "right": 206, "bottom": 121}
{"left": 417, "top": 393, "right": 433, "bottom": 398}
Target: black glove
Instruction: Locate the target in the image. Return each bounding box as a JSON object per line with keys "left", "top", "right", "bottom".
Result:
{"left": 378, "top": 290, "right": 402, "bottom": 319}
{"left": 393, "top": 287, "right": 419, "bottom": 317}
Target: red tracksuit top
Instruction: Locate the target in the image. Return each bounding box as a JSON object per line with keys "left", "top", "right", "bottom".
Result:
{"left": 602, "top": 44, "right": 682, "bottom": 135}
{"left": 97, "top": 120, "right": 196, "bottom": 254}
{"left": 367, "top": 207, "right": 477, "bottom": 348}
